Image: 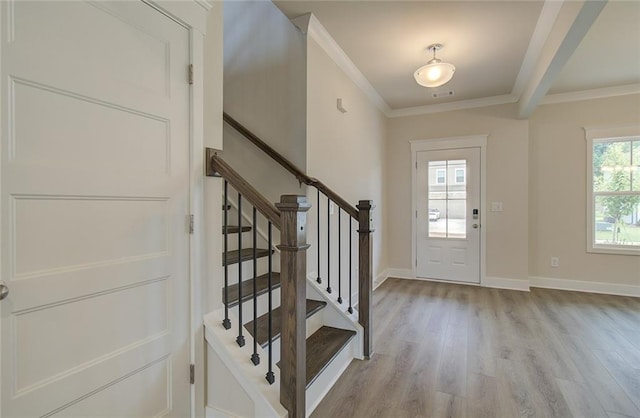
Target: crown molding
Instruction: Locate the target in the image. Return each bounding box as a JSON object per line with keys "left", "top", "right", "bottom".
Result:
{"left": 290, "top": 6, "right": 633, "bottom": 120}
{"left": 388, "top": 94, "right": 518, "bottom": 118}
{"left": 293, "top": 13, "right": 392, "bottom": 116}
{"left": 540, "top": 83, "right": 640, "bottom": 105}
{"left": 194, "top": 0, "right": 214, "bottom": 11}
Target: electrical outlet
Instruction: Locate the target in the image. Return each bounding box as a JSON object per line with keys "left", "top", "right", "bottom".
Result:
{"left": 551, "top": 257, "right": 559, "bottom": 268}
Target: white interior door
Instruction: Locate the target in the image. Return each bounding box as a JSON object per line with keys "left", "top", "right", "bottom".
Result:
{"left": 416, "top": 148, "right": 481, "bottom": 283}
{"left": 1, "top": 1, "right": 191, "bottom": 416}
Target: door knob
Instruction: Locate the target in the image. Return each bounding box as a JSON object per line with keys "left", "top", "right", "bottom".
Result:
{"left": 472, "top": 223, "right": 479, "bottom": 229}
{"left": 0, "top": 282, "right": 8, "bottom": 301}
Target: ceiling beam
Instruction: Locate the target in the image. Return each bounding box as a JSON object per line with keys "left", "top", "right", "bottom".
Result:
{"left": 517, "top": 0, "right": 607, "bottom": 119}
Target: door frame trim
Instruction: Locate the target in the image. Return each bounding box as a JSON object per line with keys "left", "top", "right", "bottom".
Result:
{"left": 146, "top": 3, "right": 209, "bottom": 416}
{"left": 410, "top": 135, "right": 487, "bottom": 286}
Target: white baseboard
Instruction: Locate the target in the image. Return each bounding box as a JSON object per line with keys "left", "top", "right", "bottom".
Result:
{"left": 382, "top": 268, "right": 531, "bottom": 291}
{"left": 373, "top": 269, "right": 391, "bottom": 290}
{"left": 365, "top": 268, "right": 638, "bottom": 297}
{"left": 530, "top": 276, "right": 640, "bottom": 298}
{"left": 384, "top": 268, "right": 413, "bottom": 280}
{"left": 483, "top": 276, "right": 530, "bottom": 292}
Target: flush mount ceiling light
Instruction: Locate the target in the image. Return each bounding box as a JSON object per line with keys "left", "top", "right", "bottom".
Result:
{"left": 414, "top": 43, "right": 456, "bottom": 88}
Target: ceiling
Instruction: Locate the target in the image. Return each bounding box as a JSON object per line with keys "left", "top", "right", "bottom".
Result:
{"left": 274, "top": 0, "right": 640, "bottom": 115}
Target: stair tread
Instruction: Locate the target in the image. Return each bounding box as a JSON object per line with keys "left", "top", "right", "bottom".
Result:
{"left": 277, "top": 326, "right": 356, "bottom": 388}
{"left": 223, "top": 272, "right": 281, "bottom": 307}
{"left": 222, "top": 225, "right": 252, "bottom": 234}
{"left": 245, "top": 300, "right": 327, "bottom": 347}
{"left": 223, "top": 248, "right": 273, "bottom": 266}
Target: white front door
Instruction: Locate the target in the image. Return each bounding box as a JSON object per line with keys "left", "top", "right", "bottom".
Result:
{"left": 1, "top": 1, "right": 191, "bottom": 416}
{"left": 416, "top": 148, "right": 481, "bottom": 283}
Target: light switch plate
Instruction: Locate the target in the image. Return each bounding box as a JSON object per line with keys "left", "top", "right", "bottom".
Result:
{"left": 491, "top": 202, "right": 503, "bottom": 212}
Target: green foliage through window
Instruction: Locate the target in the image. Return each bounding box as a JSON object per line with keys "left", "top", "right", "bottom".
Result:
{"left": 592, "top": 138, "right": 640, "bottom": 247}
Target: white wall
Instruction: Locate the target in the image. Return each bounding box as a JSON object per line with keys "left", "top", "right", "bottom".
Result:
{"left": 305, "top": 37, "right": 388, "bottom": 294}
{"left": 204, "top": 0, "right": 224, "bottom": 314}
{"left": 222, "top": 0, "right": 307, "bottom": 207}
{"left": 387, "top": 104, "right": 530, "bottom": 286}
{"left": 386, "top": 96, "right": 639, "bottom": 293}
{"left": 529, "top": 94, "right": 640, "bottom": 289}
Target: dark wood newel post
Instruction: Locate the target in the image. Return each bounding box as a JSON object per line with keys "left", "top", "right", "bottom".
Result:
{"left": 276, "top": 195, "right": 311, "bottom": 418}
{"left": 357, "top": 200, "right": 374, "bottom": 359}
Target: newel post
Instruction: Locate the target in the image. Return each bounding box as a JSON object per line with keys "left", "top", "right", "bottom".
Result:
{"left": 276, "top": 195, "right": 311, "bottom": 418}
{"left": 357, "top": 200, "right": 374, "bottom": 358}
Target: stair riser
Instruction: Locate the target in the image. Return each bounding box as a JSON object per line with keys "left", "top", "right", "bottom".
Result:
{"left": 264, "top": 308, "right": 325, "bottom": 365}
{"left": 224, "top": 257, "right": 280, "bottom": 283}
{"left": 224, "top": 232, "right": 268, "bottom": 253}
{"left": 228, "top": 288, "right": 281, "bottom": 325}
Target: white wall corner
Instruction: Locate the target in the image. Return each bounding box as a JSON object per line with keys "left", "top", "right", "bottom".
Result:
{"left": 384, "top": 268, "right": 415, "bottom": 280}
{"left": 298, "top": 13, "right": 391, "bottom": 116}
{"left": 482, "top": 276, "right": 531, "bottom": 292}
{"left": 529, "top": 276, "right": 640, "bottom": 298}
{"left": 291, "top": 13, "right": 312, "bottom": 34}
{"left": 373, "top": 269, "right": 389, "bottom": 290}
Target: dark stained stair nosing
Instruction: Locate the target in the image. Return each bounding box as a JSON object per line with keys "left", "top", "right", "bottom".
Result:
{"left": 223, "top": 272, "right": 281, "bottom": 307}
{"left": 223, "top": 248, "right": 273, "bottom": 266}
{"left": 222, "top": 225, "right": 252, "bottom": 234}
{"left": 277, "top": 326, "right": 357, "bottom": 389}
{"left": 244, "top": 300, "right": 327, "bottom": 348}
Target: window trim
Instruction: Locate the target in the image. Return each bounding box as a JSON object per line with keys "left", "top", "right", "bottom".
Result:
{"left": 585, "top": 125, "right": 640, "bottom": 256}
{"left": 435, "top": 168, "right": 446, "bottom": 184}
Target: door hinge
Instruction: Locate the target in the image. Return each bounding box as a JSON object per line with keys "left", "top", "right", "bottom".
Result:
{"left": 189, "top": 214, "right": 194, "bottom": 234}
{"left": 188, "top": 64, "right": 194, "bottom": 85}
{"left": 190, "top": 364, "right": 195, "bottom": 384}
{"left": 415, "top": 161, "right": 417, "bottom": 169}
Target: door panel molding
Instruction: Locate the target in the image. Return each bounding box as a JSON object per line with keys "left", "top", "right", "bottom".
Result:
{"left": 410, "top": 135, "right": 487, "bottom": 285}
{"left": 0, "top": 1, "right": 200, "bottom": 415}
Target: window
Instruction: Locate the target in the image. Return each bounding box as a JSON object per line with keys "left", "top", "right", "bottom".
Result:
{"left": 455, "top": 167, "right": 466, "bottom": 184}
{"left": 586, "top": 126, "right": 640, "bottom": 255}
{"left": 436, "top": 168, "right": 446, "bottom": 184}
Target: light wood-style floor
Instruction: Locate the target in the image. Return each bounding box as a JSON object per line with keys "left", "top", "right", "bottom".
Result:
{"left": 311, "top": 278, "right": 640, "bottom": 418}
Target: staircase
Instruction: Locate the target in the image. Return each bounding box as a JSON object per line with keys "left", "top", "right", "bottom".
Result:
{"left": 204, "top": 114, "right": 374, "bottom": 418}
{"left": 221, "top": 217, "right": 356, "bottom": 387}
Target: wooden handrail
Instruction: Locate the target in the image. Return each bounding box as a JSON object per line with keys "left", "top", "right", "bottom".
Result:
{"left": 208, "top": 150, "right": 281, "bottom": 230}
{"left": 223, "top": 112, "right": 359, "bottom": 219}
